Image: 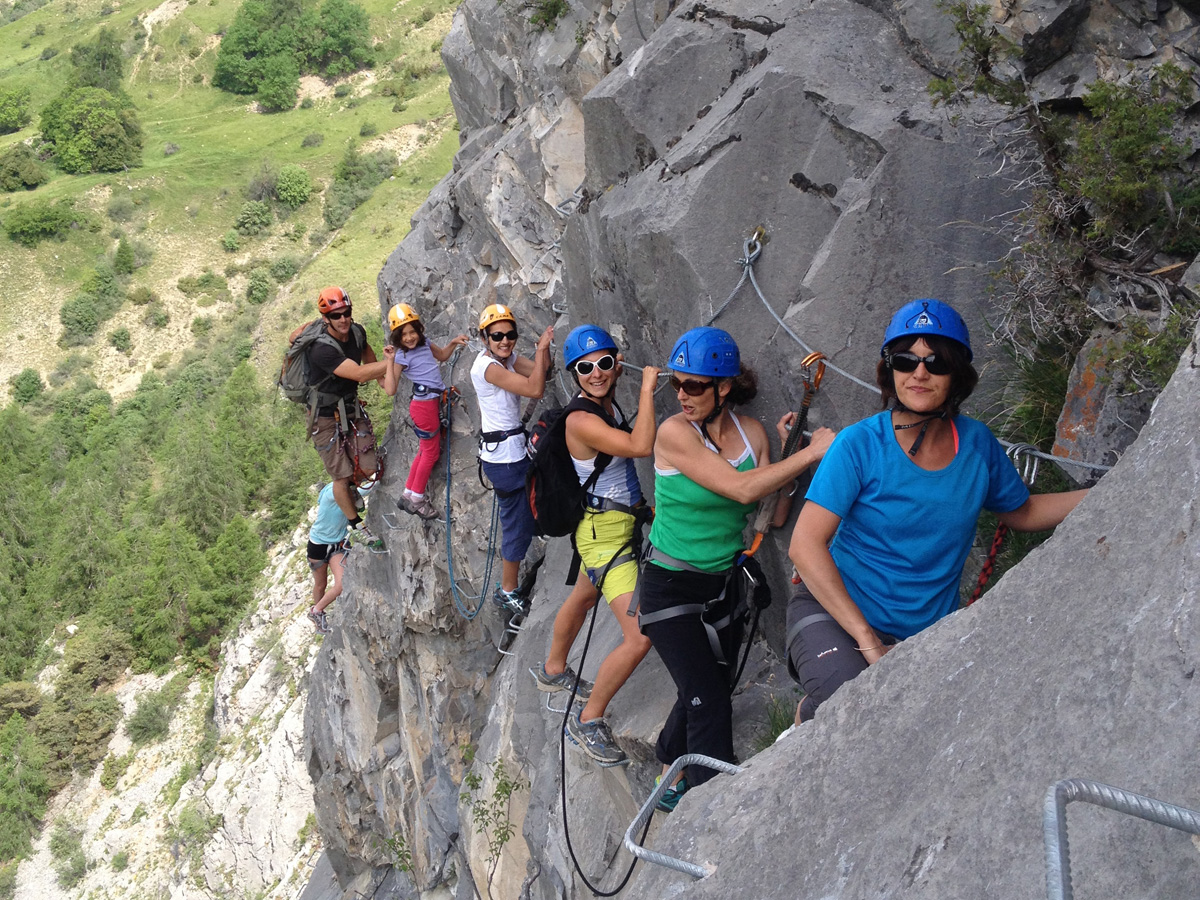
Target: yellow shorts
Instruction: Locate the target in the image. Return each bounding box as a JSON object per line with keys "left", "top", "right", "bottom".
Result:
{"left": 575, "top": 509, "right": 639, "bottom": 604}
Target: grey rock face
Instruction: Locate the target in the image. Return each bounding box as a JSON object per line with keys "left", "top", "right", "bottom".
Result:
{"left": 305, "top": 0, "right": 1200, "bottom": 895}
{"left": 628, "top": 318, "right": 1200, "bottom": 900}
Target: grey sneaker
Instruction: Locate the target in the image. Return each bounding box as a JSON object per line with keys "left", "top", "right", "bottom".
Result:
{"left": 530, "top": 663, "right": 593, "bottom": 700}
{"left": 492, "top": 587, "right": 528, "bottom": 615}
{"left": 565, "top": 711, "right": 627, "bottom": 766}
{"left": 307, "top": 608, "right": 331, "bottom": 635}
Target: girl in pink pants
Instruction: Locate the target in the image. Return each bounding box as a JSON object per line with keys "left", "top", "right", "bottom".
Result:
{"left": 383, "top": 303, "right": 468, "bottom": 519}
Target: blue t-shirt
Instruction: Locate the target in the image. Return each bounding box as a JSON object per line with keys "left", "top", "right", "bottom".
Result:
{"left": 805, "top": 411, "right": 1029, "bottom": 639}
{"left": 310, "top": 483, "right": 350, "bottom": 545}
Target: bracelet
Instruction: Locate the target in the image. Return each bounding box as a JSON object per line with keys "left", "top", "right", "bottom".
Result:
{"left": 855, "top": 644, "right": 882, "bottom": 652}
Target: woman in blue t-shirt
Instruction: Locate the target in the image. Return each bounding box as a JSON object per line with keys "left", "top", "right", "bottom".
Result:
{"left": 785, "top": 299, "right": 1088, "bottom": 725}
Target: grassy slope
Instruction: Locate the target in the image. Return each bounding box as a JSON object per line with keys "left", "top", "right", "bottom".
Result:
{"left": 0, "top": 0, "right": 460, "bottom": 398}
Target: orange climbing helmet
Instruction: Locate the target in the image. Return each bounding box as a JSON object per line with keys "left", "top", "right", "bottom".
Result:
{"left": 318, "top": 286, "right": 351, "bottom": 315}
{"left": 387, "top": 303, "right": 420, "bottom": 332}
{"left": 478, "top": 303, "right": 516, "bottom": 333}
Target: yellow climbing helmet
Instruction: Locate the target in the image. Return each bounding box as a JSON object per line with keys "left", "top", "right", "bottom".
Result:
{"left": 478, "top": 303, "right": 516, "bottom": 333}
{"left": 387, "top": 303, "right": 421, "bottom": 332}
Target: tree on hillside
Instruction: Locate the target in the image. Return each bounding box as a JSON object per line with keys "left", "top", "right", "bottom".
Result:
{"left": 0, "top": 143, "right": 48, "bottom": 192}
{"left": 40, "top": 87, "right": 142, "bottom": 174}
{"left": 0, "top": 87, "right": 32, "bottom": 135}
{"left": 68, "top": 27, "right": 125, "bottom": 94}
{"left": 0, "top": 713, "right": 51, "bottom": 861}
{"left": 213, "top": 0, "right": 374, "bottom": 109}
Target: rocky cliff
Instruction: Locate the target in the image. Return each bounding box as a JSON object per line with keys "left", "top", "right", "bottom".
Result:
{"left": 302, "top": 0, "right": 1200, "bottom": 897}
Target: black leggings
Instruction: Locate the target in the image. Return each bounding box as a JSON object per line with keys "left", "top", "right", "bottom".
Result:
{"left": 639, "top": 563, "right": 742, "bottom": 788}
{"left": 786, "top": 584, "right": 899, "bottom": 722}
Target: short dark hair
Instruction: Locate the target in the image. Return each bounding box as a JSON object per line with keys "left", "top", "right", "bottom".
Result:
{"left": 876, "top": 334, "right": 977, "bottom": 415}
{"left": 390, "top": 319, "right": 426, "bottom": 348}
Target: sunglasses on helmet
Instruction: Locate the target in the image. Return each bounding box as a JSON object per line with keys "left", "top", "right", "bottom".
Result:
{"left": 888, "top": 351, "right": 951, "bottom": 376}
{"left": 572, "top": 354, "right": 616, "bottom": 376}
{"left": 487, "top": 329, "right": 518, "bottom": 342}
{"left": 669, "top": 375, "right": 714, "bottom": 396}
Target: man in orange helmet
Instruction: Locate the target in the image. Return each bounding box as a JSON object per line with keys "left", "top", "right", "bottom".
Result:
{"left": 302, "top": 286, "right": 388, "bottom": 541}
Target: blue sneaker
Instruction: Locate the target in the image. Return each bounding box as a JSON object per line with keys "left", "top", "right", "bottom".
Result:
{"left": 654, "top": 774, "right": 689, "bottom": 813}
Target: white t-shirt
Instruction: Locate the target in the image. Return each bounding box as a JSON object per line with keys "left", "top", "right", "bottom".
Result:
{"left": 471, "top": 352, "right": 527, "bottom": 463}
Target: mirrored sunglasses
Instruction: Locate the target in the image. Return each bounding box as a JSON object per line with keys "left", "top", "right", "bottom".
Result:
{"left": 888, "top": 351, "right": 951, "bottom": 376}
{"left": 573, "top": 355, "right": 616, "bottom": 376}
{"left": 669, "top": 375, "right": 714, "bottom": 397}
{"left": 487, "top": 330, "right": 518, "bottom": 342}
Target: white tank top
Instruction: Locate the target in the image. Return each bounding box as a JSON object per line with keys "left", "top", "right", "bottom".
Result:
{"left": 471, "top": 352, "right": 526, "bottom": 463}
{"left": 570, "top": 405, "right": 643, "bottom": 507}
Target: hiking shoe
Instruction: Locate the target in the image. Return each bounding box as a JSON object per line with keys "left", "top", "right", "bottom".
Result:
{"left": 351, "top": 522, "right": 385, "bottom": 553}
{"left": 654, "top": 775, "right": 689, "bottom": 813}
{"left": 565, "top": 711, "right": 627, "bottom": 766}
{"left": 307, "top": 608, "right": 331, "bottom": 635}
{"left": 399, "top": 495, "right": 440, "bottom": 521}
{"left": 492, "top": 587, "right": 528, "bottom": 615}
{"left": 530, "top": 663, "right": 593, "bottom": 700}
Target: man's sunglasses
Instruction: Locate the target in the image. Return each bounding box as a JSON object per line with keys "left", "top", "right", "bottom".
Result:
{"left": 487, "top": 330, "right": 518, "bottom": 342}
{"left": 669, "top": 375, "right": 714, "bottom": 396}
{"left": 326, "top": 310, "right": 352, "bottom": 321}
{"left": 888, "top": 351, "right": 951, "bottom": 376}
{"left": 573, "top": 355, "right": 616, "bottom": 376}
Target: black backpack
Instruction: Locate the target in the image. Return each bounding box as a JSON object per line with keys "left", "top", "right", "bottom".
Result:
{"left": 277, "top": 320, "right": 364, "bottom": 421}
{"left": 525, "top": 396, "right": 627, "bottom": 538}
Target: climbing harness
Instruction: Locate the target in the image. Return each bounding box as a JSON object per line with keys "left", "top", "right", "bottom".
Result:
{"left": 967, "top": 443, "right": 1041, "bottom": 605}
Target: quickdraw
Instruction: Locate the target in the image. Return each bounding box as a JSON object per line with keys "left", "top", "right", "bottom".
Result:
{"left": 772, "top": 350, "right": 826, "bottom": 529}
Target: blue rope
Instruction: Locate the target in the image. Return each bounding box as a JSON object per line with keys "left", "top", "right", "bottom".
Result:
{"left": 443, "top": 349, "right": 501, "bottom": 620}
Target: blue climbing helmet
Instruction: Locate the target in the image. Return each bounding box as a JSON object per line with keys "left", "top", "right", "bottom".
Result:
{"left": 881, "top": 299, "right": 972, "bottom": 361}
{"left": 667, "top": 326, "right": 741, "bottom": 377}
{"left": 563, "top": 324, "right": 618, "bottom": 369}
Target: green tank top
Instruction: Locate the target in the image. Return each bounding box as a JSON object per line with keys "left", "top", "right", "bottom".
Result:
{"left": 648, "top": 417, "right": 758, "bottom": 573}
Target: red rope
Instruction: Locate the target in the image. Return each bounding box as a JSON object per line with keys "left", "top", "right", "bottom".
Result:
{"left": 967, "top": 523, "right": 1009, "bottom": 605}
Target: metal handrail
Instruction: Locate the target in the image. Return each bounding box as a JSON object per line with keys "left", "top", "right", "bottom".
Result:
{"left": 622, "top": 754, "right": 744, "bottom": 878}
{"left": 1044, "top": 778, "right": 1200, "bottom": 900}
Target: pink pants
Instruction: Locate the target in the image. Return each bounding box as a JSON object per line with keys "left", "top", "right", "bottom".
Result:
{"left": 406, "top": 397, "right": 442, "bottom": 496}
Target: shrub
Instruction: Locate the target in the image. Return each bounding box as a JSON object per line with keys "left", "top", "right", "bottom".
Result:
{"left": 111, "top": 850, "right": 128, "bottom": 871}
{"left": 9, "top": 368, "right": 43, "bottom": 404}
{"left": 359, "top": 120, "right": 377, "bottom": 137}
{"left": 0, "top": 143, "right": 48, "bottom": 192}
{"left": 256, "top": 53, "right": 299, "bottom": 112}
{"left": 245, "top": 160, "right": 277, "bottom": 202}
{"left": 106, "top": 194, "right": 135, "bottom": 221}
{"left": 234, "top": 200, "right": 271, "bottom": 235}
{"left": 128, "top": 285, "right": 156, "bottom": 305}
{"left": 245, "top": 267, "right": 272, "bottom": 304}
{"left": 221, "top": 229, "right": 240, "bottom": 252}
{"left": 333, "top": 83, "right": 352, "bottom": 98}
{"left": 275, "top": 164, "right": 312, "bottom": 208}
{"left": 40, "top": 46, "right": 58, "bottom": 60}
{"left": 3, "top": 198, "right": 80, "bottom": 246}
{"left": 300, "top": 95, "right": 314, "bottom": 109}
{"left": 163, "top": 142, "right": 180, "bottom": 156}
{"left": 301, "top": 132, "right": 324, "bottom": 148}
{"left": 108, "top": 328, "right": 132, "bottom": 353}
{"left": 191, "top": 315, "right": 213, "bottom": 334}
{"left": 0, "top": 87, "right": 32, "bottom": 134}
{"left": 49, "top": 824, "right": 87, "bottom": 888}
{"left": 113, "top": 236, "right": 135, "bottom": 274}
{"left": 268, "top": 255, "right": 299, "bottom": 281}
{"left": 126, "top": 682, "right": 181, "bottom": 744}
{"left": 99, "top": 750, "right": 132, "bottom": 788}
{"left": 143, "top": 303, "right": 169, "bottom": 328}
{"left": 40, "top": 86, "right": 142, "bottom": 174}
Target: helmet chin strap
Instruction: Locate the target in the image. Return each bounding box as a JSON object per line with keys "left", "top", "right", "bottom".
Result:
{"left": 699, "top": 383, "right": 726, "bottom": 452}
{"left": 574, "top": 373, "right": 614, "bottom": 403}
{"left": 892, "top": 401, "right": 947, "bottom": 456}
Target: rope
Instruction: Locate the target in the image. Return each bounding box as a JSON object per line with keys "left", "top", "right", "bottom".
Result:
{"left": 966, "top": 522, "right": 1008, "bottom": 606}
{"left": 706, "top": 230, "right": 1112, "bottom": 479}
{"left": 442, "top": 347, "right": 502, "bottom": 620}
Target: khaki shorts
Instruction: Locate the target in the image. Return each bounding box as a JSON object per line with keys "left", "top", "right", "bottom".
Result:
{"left": 575, "top": 509, "right": 639, "bottom": 603}
{"left": 312, "top": 414, "right": 377, "bottom": 481}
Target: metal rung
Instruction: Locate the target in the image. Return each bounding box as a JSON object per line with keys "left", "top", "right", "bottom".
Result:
{"left": 382, "top": 513, "right": 403, "bottom": 530}
{"left": 544, "top": 691, "right": 572, "bottom": 714}
{"left": 1044, "top": 779, "right": 1200, "bottom": 900}
{"left": 623, "top": 754, "right": 744, "bottom": 878}
{"left": 496, "top": 613, "right": 525, "bottom": 656}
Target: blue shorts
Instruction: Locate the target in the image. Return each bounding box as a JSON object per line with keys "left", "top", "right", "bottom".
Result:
{"left": 481, "top": 458, "right": 535, "bottom": 563}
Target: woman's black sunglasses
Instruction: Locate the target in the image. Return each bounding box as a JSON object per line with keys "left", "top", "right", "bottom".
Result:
{"left": 487, "top": 329, "right": 518, "bottom": 342}
{"left": 669, "top": 375, "right": 714, "bottom": 396}
{"left": 888, "top": 351, "right": 951, "bottom": 376}
{"left": 573, "top": 354, "right": 616, "bottom": 376}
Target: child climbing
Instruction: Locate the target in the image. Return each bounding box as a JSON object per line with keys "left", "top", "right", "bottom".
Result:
{"left": 307, "top": 482, "right": 352, "bottom": 635}
{"left": 528, "top": 325, "right": 660, "bottom": 767}
{"left": 470, "top": 303, "right": 554, "bottom": 613}
{"left": 382, "top": 303, "right": 469, "bottom": 520}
